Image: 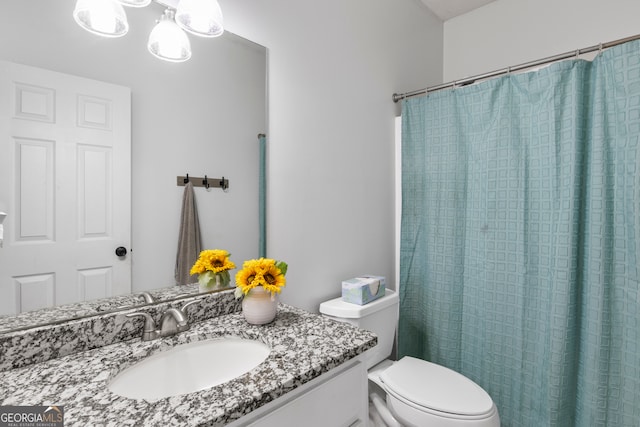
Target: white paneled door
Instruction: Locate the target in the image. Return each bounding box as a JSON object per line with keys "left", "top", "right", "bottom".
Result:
{"left": 0, "top": 61, "right": 131, "bottom": 315}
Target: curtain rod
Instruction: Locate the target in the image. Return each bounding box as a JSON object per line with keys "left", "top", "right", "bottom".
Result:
{"left": 392, "top": 33, "right": 640, "bottom": 103}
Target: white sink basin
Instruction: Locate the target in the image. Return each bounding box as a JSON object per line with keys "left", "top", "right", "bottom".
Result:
{"left": 108, "top": 337, "right": 271, "bottom": 400}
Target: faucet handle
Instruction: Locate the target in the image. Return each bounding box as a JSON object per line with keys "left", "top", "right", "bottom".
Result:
{"left": 181, "top": 299, "right": 199, "bottom": 312}
{"left": 126, "top": 312, "right": 159, "bottom": 341}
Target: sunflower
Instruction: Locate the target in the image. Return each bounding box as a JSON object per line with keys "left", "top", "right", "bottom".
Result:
{"left": 190, "top": 249, "right": 235, "bottom": 275}
{"left": 235, "top": 258, "right": 287, "bottom": 298}
{"left": 190, "top": 249, "right": 235, "bottom": 288}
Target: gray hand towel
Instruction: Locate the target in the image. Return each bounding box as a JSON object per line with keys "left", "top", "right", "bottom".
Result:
{"left": 175, "top": 182, "right": 202, "bottom": 285}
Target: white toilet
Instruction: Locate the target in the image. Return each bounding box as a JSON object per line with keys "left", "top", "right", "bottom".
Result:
{"left": 319, "top": 289, "right": 500, "bottom": 427}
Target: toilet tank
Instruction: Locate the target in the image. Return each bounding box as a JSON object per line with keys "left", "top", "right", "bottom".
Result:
{"left": 319, "top": 289, "right": 399, "bottom": 369}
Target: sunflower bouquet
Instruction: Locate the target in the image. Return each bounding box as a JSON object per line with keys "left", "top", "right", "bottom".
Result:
{"left": 234, "top": 258, "right": 288, "bottom": 299}
{"left": 190, "top": 249, "right": 236, "bottom": 289}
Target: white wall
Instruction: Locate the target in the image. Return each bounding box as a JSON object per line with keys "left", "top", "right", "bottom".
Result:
{"left": 1, "top": 0, "right": 266, "bottom": 294}
{"left": 1, "top": 0, "right": 442, "bottom": 313}
{"left": 221, "top": 0, "right": 443, "bottom": 312}
{"left": 444, "top": 0, "right": 640, "bottom": 82}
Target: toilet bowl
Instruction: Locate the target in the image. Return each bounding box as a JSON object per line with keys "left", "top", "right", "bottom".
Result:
{"left": 373, "top": 356, "right": 499, "bottom": 426}
{"left": 319, "top": 290, "right": 500, "bottom": 427}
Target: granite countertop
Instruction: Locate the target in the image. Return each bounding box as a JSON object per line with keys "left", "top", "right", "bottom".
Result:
{"left": 0, "top": 283, "right": 204, "bottom": 333}
{"left": 0, "top": 304, "right": 377, "bottom": 426}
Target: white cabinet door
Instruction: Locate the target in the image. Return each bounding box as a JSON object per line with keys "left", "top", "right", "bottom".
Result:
{"left": 0, "top": 61, "right": 131, "bottom": 315}
{"left": 240, "top": 361, "right": 369, "bottom": 427}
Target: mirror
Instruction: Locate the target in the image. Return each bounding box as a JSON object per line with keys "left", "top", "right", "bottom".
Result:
{"left": 0, "top": 0, "right": 266, "bottom": 332}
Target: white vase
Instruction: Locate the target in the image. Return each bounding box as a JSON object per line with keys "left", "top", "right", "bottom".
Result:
{"left": 199, "top": 273, "right": 222, "bottom": 293}
{"left": 242, "top": 286, "right": 277, "bottom": 325}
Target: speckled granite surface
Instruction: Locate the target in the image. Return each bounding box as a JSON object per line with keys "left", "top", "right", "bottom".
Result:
{"left": 0, "top": 283, "right": 205, "bottom": 333}
{"left": 0, "top": 304, "right": 377, "bottom": 427}
{"left": 0, "top": 290, "right": 241, "bottom": 372}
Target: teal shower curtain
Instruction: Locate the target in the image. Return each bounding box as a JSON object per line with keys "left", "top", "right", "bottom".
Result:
{"left": 399, "top": 40, "right": 640, "bottom": 426}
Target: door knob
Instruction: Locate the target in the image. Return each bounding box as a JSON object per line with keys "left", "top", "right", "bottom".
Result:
{"left": 115, "top": 246, "right": 127, "bottom": 257}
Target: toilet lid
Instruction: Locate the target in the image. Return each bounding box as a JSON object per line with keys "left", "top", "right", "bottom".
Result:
{"left": 379, "top": 356, "right": 494, "bottom": 417}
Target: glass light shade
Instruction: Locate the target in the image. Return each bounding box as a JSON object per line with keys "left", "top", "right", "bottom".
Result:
{"left": 118, "top": 0, "right": 152, "bottom": 7}
{"left": 175, "top": 0, "right": 224, "bottom": 38}
{"left": 147, "top": 10, "right": 192, "bottom": 63}
{"left": 73, "top": 0, "right": 128, "bottom": 37}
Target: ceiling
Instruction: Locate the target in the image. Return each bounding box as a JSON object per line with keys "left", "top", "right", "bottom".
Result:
{"left": 421, "top": 0, "right": 497, "bottom": 21}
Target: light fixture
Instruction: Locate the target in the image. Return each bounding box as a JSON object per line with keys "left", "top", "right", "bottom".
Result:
{"left": 73, "top": 0, "right": 225, "bottom": 62}
{"left": 73, "top": 0, "right": 129, "bottom": 38}
{"left": 147, "top": 9, "right": 192, "bottom": 62}
{"left": 176, "top": 0, "right": 224, "bottom": 38}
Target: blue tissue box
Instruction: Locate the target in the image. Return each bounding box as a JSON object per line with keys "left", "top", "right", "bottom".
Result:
{"left": 341, "top": 275, "right": 386, "bottom": 305}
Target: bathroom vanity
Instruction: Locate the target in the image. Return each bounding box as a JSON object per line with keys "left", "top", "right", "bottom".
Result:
{"left": 0, "top": 299, "right": 376, "bottom": 426}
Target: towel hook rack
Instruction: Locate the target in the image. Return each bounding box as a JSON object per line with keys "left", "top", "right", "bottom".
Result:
{"left": 177, "top": 174, "right": 229, "bottom": 190}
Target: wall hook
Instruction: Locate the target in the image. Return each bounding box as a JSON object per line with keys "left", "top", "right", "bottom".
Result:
{"left": 177, "top": 175, "right": 229, "bottom": 190}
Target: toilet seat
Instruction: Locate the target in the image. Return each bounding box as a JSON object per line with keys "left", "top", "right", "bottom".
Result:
{"left": 379, "top": 356, "right": 496, "bottom": 419}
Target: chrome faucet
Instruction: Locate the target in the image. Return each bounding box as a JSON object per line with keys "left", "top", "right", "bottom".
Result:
{"left": 126, "top": 300, "right": 199, "bottom": 341}
{"left": 115, "top": 291, "right": 155, "bottom": 309}
{"left": 159, "top": 300, "right": 199, "bottom": 337}
{"left": 138, "top": 291, "right": 156, "bottom": 304}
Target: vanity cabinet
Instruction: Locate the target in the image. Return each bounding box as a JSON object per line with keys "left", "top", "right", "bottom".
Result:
{"left": 231, "top": 360, "right": 368, "bottom": 427}
{"left": 1, "top": 303, "right": 377, "bottom": 427}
